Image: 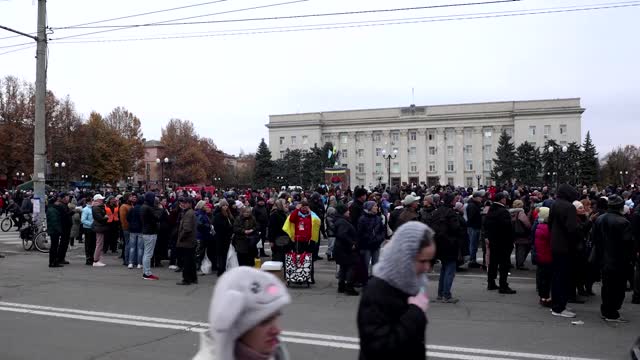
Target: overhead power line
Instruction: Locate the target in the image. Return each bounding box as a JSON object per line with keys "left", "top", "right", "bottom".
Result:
{"left": 51, "top": 0, "right": 519, "bottom": 31}
{"left": 0, "top": 44, "right": 35, "bottom": 56}
{"left": 49, "top": 2, "right": 640, "bottom": 45}
{"left": 51, "top": 0, "right": 313, "bottom": 41}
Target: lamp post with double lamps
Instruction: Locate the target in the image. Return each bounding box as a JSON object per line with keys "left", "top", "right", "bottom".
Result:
{"left": 156, "top": 157, "right": 170, "bottom": 190}
{"left": 54, "top": 161, "right": 66, "bottom": 189}
{"left": 381, "top": 148, "right": 398, "bottom": 187}
{"left": 548, "top": 145, "right": 567, "bottom": 189}
{"left": 619, "top": 170, "right": 629, "bottom": 187}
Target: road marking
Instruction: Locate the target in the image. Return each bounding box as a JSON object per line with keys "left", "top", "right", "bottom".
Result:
{"left": 0, "top": 301, "right": 601, "bottom": 360}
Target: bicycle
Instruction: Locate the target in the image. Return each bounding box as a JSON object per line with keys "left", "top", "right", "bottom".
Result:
{"left": 1, "top": 211, "right": 27, "bottom": 232}
{"left": 0, "top": 215, "right": 12, "bottom": 232}
{"left": 20, "top": 219, "right": 49, "bottom": 253}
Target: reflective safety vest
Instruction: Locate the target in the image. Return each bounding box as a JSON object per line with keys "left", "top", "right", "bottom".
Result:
{"left": 105, "top": 206, "right": 120, "bottom": 223}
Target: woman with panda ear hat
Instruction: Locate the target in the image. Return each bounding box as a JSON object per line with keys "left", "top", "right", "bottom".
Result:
{"left": 193, "top": 267, "right": 292, "bottom": 360}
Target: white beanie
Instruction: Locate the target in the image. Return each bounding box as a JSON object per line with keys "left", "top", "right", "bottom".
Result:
{"left": 208, "top": 267, "right": 291, "bottom": 360}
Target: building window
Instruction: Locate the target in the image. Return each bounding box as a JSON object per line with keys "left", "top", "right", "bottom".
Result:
{"left": 447, "top": 161, "right": 455, "bottom": 172}
{"left": 428, "top": 131, "right": 435, "bottom": 141}
{"left": 410, "top": 162, "right": 417, "bottom": 173}
{"left": 560, "top": 124, "right": 567, "bottom": 135}
{"left": 505, "top": 128, "right": 513, "bottom": 137}
{"left": 323, "top": 135, "right": 331, "bottom": 143}
{"left": 341, "top": 149, "right": 348, "bottom": 159}
{"left": 544, "top": 125, "right": 551, "bottom": 136}
{"left": 447, "top": 177, "right": 454, "bottom": 186}
{"left": 280, "top": 151, "right": 285, "bottom": 159}
{"left": 428, "top": 161, "right": 436, "bottom": 173}
{"left": 428, "top": 146, "right": 436, "bottom": 156}
{"left": 464, "top": 128, "right": 472, "bottom": 141}
{"left": 341, "top": 134, "right": 348, "bottom": 144}
{"left": 302, "top": 135, "right": 308, "bottom": 145}
{"left": 291, "top": 136, "right": 297, "bottom": 145}
{"left": 559, "top": 141, "right": 568, "bottom": 146}
{"left": 409, "top": 131, "right": 417, "bottom": 141}
{"left": 409, "top": 147, "right": 417, "bottom": 157}
{"left": 447, "top": 146, "right": 454, "bottom": 157}
{"left": 391, "top": 132, "right": 400, "bottom": 142}
{"left": 279, "top": 137, "right": 284, "bottom": 145}
{"left": 341, "top": 163, "right": 348, "bottom": 168}
{"left": 392, "top": 162, "right": 400, "bottom": 173}
{"left": 374, "top": 133, "right": 381, "bottom": 142}
{"left": 375, "top": 147, "right": 383, "bottom": 157}
{"left": 483, "top": 144, "right": 492, "bottom": 156}
{"left": 465, "top": 160, "right": 473, "bottom": 171}
{"left": 357, "top": 163, "right": 365, "bottom": 173}
{"left": 357, "top": 149, "right": 364, "bottom": 158}
{"left": 375, "top": 162, "right": 382, "bottom": 174}
{"left": 466, "top": 177, "right": 474, "bottom": 187}
{"left": 464, "top": 145, "right": 472, "bottom": 156}
{"left": 529, "top": 126, "right": 536, "bottom": 137}
{"left": 530, "top": 142, "right": 537, "bottom": 148}
{"left": 484, "top": 160, "right": 492, "bottom": 171}
{"left": 484, "top": 130, "right": 492, "bottom": 138}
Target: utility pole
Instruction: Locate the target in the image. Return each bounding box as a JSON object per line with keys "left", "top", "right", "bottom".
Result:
{"left": 33, "top": 0, "right": 47, "bottom": 224}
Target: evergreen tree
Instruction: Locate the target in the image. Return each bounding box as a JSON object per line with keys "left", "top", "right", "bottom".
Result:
{"left": 514, "top": 141, "right": 541, "bottom": 186}
{"left": 490, "top": 130, "right": 516, "bottom": 185}
{"left": 541, "top": 139, "right": 559, "bottom": 185}
{"left": 321, "top": 142, "right": 336, "bottom": 168}
{"left": 283, "top": 149, "right": 303, "bottom": 186}
{"left": 562, "top": 142, "right": 581, "bottom": 185}
{"left": 301, "top": 144, "right": 324, "bottom": 188}
{"left": 253, "top": 138, "right": 273, "bottom": 188}
{"left": 579, "top": 131, "right": 599, "bottom": 186}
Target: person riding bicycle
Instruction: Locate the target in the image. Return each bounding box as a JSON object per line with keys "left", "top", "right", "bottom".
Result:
{"left": 6, "top": 200, "right": 23, "bottom": 229}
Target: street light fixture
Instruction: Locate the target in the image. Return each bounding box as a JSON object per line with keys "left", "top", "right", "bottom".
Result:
{"left": 156, "top": 157, "right": 171, "bottom": 190}
{"left": 381, "top": 148, "right": 398, "bottom": 187}
{"left": 476, "top": 174, "right": 481, "bottom": 189}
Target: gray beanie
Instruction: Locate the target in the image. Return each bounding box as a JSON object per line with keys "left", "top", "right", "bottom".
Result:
{"left": 373, "top": 221, "right": 433, "bottom": 296}
{"left": 208, "top": 267, "right": 291, "bottom": 360}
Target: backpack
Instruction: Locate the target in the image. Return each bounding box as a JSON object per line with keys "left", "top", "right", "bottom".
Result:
{"left": 511, "top": 211, "right": 528, "bottom": 237}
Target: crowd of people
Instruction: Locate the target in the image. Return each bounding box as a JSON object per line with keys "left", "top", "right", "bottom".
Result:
{"left": 1, "top": 181, "right": 639, "bottom": 322}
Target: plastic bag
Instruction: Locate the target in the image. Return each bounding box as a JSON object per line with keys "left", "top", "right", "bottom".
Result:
{"left": 200, "top": 253, "right": 212, "bottom": 274}
{"left": 226, "top": 245, "right": 239, "bottom": 270}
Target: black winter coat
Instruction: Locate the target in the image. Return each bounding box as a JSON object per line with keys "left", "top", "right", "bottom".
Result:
{"left": 631, "top": 210, "right": 640, "bottom": 256}
{"left": 357, "top": 277, "right": 427, "bottom": 360}
{"left": 418, "top": 205, "right": 435, "bottom": 226}
{"left": 268, "top": 210, "right": 288, "bottom": 242}
{"left": 333, "top": 216, "right": 357, "bottom": 266}
{"left": 350, "top": 199, "right": 364, "bottom": 227}
{"left": 141, "top": 204, "right": 161, "bottom": 235}
{"left": 91, "top": 204, "right": 109, "bottom": 234}
{"left": 549, "top": 184, "right": 579, "bottom": 255}
{"left": 213, "top": 212, "right": 234, "bottom": 247}
{"left": 484, "top": 202, "right": 513, "bottom": 249}
{"left": 252, "top": 205, "right": 269, "bottom": 230}
{"left": 466, "top": 200, "right": 482, "bottom": 229}
{"left": 592, "top": 210, "right": 633, "bottom": 272}
{"left": 356, "top": 212, "right": 385, "bottom": 251}
{"left": 430, "top": 205, "right": 462, "bottom": 262}
{"left": 127, "top": 204, "right": 143, "bottom": 233}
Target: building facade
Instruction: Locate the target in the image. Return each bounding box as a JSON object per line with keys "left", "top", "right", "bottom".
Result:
{"left": 266, "top": 98, "right": 584, "bottom": 188}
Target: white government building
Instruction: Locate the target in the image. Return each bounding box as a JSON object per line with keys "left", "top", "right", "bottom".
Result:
{"left": 266, "top": 98, "right": 584, "bottom": 188}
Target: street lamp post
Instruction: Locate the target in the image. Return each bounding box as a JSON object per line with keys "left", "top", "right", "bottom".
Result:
{"left": 476, "top": 174, "right": 481, "bottom": 189}
{"left": 381, "top": 148, "right": 398, "bottom": 187}
{"left": 164, "top": 178, "right": 171, "bottom": 190}
{"left": 156, "top": 157, "right": 170, "bottom": 191}
{"left": 54, "top": 161, "right": 66, "bottom": 189}
{"left": 548, "top": 145, "right": 567, "bottom": 189}
{"left": 81, "top": 174, "right": 90, "bottom": 189}
{"left": 619, "top": 170, "right": 629, "bottom": 187}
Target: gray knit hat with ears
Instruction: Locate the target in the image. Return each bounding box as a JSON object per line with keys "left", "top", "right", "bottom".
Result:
{"left": 208, "top": 267, "right": 291, "bottom": 360}
{"left": 373, "top": 221, "right": 433, "bottom": 296}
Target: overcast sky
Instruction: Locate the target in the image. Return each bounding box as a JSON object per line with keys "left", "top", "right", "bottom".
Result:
{"left": 1, "top": 0, "right": 638, "bottom": 156}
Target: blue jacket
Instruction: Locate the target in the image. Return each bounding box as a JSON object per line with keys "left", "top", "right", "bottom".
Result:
{"left": 196, "top": 209, "right": 212, "bottom": 241}
{"left": 81, "top": 205, "right": 93, "bottom": 229}
{"left": 357, "top": 212, "right": 385, "bottom": 251}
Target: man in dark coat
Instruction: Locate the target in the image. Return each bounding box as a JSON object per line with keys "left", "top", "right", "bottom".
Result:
{"left": 91, "top": 194, "right": 109, "bottom": 267}
{"left": 333, "top": 204, "right": 358, "bottom": 296}
{"left": 592, "top": 195, "right": 633, "bottom": 322}
{"left": 484, "top": 191, "right": 516, "bottom": 294}
{"left": 252, "top": 197, "right": 269, "bottom": 258}
{"left": 46, "top": 192, "right": 71, "bottom": 268}
{"left": 466, "top": 192, "right": 484, "bottom": 268}
{"left": 429, "top": 192, "right": 462, "bottom": 303}
{"left": 350, "top": 187, "right": 368, "bottom": 227}
{"left": 396, "top": 195, "right": 420, "bottom": 230}
{"left": 176, "top": 197, "right": 197, "bottom": 285}
{"left": 548, "top": 184, "right": 579, "bottom": 318}
{"left": 632, "top": 205, "right": 640, "bottom": 304}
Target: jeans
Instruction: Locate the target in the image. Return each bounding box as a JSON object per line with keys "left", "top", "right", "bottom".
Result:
{"left": 122, "top": 231, "right": 130, "bottom": 265}
{"left": 551, "top": 253, "right": 570, "bottom": 313}
{"left": 326, "top": 237, "right": 336, "bottom": 257}
{"left": 142, "top": 234, "right": 157, "bottom": 276}
{"left": 438, "top": 260, "right": 457, "bottom": 299}
{"left": 361, "top": 249, "right": 380, "bottom": 279}
{"left": 128, "top": 233, "right": 143, "bottom": 266}
{"left": 467, "top": 228, "right": 480, "bottom": 263}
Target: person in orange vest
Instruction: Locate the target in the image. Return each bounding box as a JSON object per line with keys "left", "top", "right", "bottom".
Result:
{"left": 104, "top": 196, "right": 120, "bottom": 254}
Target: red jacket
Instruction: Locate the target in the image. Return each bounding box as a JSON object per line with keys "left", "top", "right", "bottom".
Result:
{"left": 534, "top": 223, "right": 552, "bottom": 264}
{"left": 289, "top": 209, "right": 312, "bottom": 242}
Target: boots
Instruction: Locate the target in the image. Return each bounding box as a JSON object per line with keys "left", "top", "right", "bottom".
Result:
{"left": 338, "top": 281, "right": 345, "bottom": 293}
{"left": 487, "top": 280, "right": 499, "bottom": 291}
{"left": 344, "top": 283, "right": 359, "bottom": 296}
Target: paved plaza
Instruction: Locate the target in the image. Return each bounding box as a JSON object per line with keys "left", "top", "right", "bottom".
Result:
{"left": 0, "top": 238, "right": 637, "bottom": 360}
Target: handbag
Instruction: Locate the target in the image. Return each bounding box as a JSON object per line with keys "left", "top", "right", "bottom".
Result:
{"left": 200, "top": 253, "right": 212, "bottom": 274}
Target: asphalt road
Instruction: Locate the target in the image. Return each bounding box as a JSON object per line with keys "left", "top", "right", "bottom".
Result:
{"left": 0, "top": 236, "right": 638, "bottom": 360}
